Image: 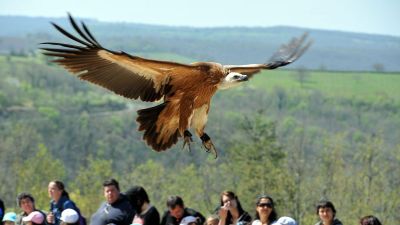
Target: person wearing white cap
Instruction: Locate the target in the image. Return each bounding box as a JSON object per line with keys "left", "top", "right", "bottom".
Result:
{"left": 60, "top": 209, "right": 79, "bottom": 225}
{"left": 179, "top": 216, "right": 198, "bottom": 225}
{"left": 22, "top": 211, "right": 45, "bottom": 225}
{"left": 2, "top": 212, "right": 17, "bottom": 225}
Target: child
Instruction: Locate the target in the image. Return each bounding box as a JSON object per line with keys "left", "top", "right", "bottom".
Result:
{"left": 2, "top": 212, "right": 17, "bottom": 225}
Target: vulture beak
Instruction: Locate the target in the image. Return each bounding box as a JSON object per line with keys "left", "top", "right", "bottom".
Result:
{"left": 240, "top": 75, "right": 249, "bottom": 81}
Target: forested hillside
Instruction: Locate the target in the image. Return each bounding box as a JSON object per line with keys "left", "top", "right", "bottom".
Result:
{"left": 1, "top": 15, "right": 400, "bottom": 71}
{"left": 0, "top": 54, "right": 399, "bottom": 225}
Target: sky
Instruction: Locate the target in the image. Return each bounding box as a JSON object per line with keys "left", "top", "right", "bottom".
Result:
{"left": 1, "top": 0, "right": 399, "bottom": 37}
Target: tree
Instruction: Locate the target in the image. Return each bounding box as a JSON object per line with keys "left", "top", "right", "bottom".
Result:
{"left": 223, "top": 111, "right": 286, "bottom": 212}
{"left": 14, "top": 144, "right": 66, "bottom": 209}
{"left": 372, "top": 63, "right": 385, "bottom": 72}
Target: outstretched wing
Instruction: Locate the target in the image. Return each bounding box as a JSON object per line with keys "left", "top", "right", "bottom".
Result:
{"left": 225, "top": 33, "right": 312, "bottom": 77}
{"left": 41, "top": 14, "right": 199, "bottom": 102}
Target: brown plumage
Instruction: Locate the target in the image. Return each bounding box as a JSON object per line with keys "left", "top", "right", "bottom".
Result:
{"left": 41, "top": 14, "right": 311, "bottom": 157}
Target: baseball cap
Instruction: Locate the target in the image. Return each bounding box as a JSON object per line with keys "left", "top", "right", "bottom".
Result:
{"left": 22, "top": 211, "right": 44, "bottom": 224}
{"left": 2, "top": 212, "right": 17, "bottom": 222}
{"left": 180, "top": 216, "right": 197, "bottom": 225}
{"left": 60, "top": 209, "right": 79, "bottom": 223}
{"left": 273, "top": 216, "right": 297, "bottom": 225}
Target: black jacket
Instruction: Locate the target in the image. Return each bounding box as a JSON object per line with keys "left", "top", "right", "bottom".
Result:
{"left": 90, "top": 194, "right": 134, "bottom": 225}
{"left": 160, "top": 208, "right": 205, "bottom": 225}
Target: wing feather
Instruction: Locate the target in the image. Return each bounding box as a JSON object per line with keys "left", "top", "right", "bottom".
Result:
{"left": 225, "top": 32, "right": 312, "bottom": 78}
{"left": 41, "top": 14, "right": 199, "bottom": 102}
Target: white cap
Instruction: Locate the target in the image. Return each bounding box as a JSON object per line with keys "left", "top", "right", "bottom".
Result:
{"left": 180, "top": 216, "right": 197, "bottom": 225}
{"left": 60, "top": 209, "right": 79, "bottom": 223}
{"left": 273, "top": 216, "right": 297, "bottom": 225}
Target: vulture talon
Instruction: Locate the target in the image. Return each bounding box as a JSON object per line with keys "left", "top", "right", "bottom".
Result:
{"left": 200, "top": 133, "right": 218, "bottom": 158}
{"left": 182, "top": 130, "right": 193, "bottom": 152}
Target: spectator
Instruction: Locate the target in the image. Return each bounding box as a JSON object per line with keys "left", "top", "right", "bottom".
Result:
{"left": 314, "top": 200, "right": 342, "bottom": 225}
{"left": 204, "top": 215, "right": 219, "bottom": 225}
{"left": 218, "top": 191, "right": 251, "bottom": 225}
{"left": 90, "top": 178, "right": 134, "bottom": 225}
{"left": 15, "top": 192, "right": 47, "bottom": 225}
{"left": 125, "top": 185, "right": 160, "bottom": 225}
{"left": 3, "top": 212, "right": 17, "bottom": 225}
{"left": 22, "top": 211, "right": 45, "bottom": 225}
{"left": 160, "top": 196, "right": 205, "bottom": 225}
{"left": 251, "top": 195, "right": 277, "bottom": 225}
{"left": 46, "top": 181, "right": 83, "bottom": 225}
{"left": 360, "top": 215, "right": 382, "bottom": 225}
{"left": 60, "top": 209, "right": 79, "bottom": 225}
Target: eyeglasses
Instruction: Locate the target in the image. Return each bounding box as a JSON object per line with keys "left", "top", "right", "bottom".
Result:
{"left": 257, "top": 202, "right": 273, "bottom": 208}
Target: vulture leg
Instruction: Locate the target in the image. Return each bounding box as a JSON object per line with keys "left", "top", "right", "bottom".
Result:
{"left": 182, "top": 130, "right": 193, "bottom": 151}
{"left": 200, "top": 133, "right": 218, "bottom": 158}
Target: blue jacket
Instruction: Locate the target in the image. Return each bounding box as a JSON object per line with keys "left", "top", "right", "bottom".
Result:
{"left": 49, "top": 196, "right": 80, "bottom": 225}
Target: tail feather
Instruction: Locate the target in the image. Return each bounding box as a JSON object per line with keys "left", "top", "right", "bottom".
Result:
{"left": 136, "top": 103, "right": 180, "bottom": 151}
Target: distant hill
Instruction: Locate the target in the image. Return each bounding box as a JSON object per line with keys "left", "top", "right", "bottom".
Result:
{"left": 1, "top": 15, "right": 399, "bottom": 71}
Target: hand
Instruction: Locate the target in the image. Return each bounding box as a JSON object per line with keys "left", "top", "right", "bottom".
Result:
{"left": 218, "top": 206, "right": 228, "bottom": 219}
{"left": 47, "top": 212, "right": 55, "bottom": 224}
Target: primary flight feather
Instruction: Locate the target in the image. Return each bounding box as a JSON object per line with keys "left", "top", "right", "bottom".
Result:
{"left": 41, "top": 14, "right": 311, "bottom": 157}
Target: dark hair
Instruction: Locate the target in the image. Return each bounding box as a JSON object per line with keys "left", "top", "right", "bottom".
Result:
{"left": 360, "top": 215, "right": 382, "bottom": 225}
{"left": 219, "top": 191, "right": 246, "bottom": 225}
{"left": 166, "top": 196, "right": 184, "bottom": 208}
{"left": 125, "top": 186, "right": 150, "bottom": 212}
{"left": 17, "top": 192, "right": 35, "bottom": 207}
{"left": 254, "top": 194, "right": 278, "bottom": 224}
{"left": 50, "top": 180, "right": 70, "bottom": 199}
{"left": 316, "top": 200, "right": 336, "bottom": 217}
{"left": 103, "top": 178, "right": 120, "bottom": 191}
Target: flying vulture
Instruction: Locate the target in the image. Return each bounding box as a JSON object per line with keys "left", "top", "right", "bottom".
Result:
{"left": 41, "top": 14, "right": 311, "bottom": 158}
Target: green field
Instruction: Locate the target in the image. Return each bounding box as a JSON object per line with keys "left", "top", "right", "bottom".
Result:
{"left": 250, "top": 70, "right": 400, "bottom": 101}
{"left": 2, "top": 54, "right": 400, "bottom": 102}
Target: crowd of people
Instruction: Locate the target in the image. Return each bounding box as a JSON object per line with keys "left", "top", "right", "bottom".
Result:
{"left": 0, "top": 179, "right": 383, "bottom": 225}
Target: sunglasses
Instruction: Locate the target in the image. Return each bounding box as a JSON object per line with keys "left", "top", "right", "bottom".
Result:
{"left": 257, "top": 202, "right": 273, "bottom": 208}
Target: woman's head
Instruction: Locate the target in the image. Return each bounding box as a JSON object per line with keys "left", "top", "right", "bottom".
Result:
{"left": 219, "top": 191, "right": 246, "bottom": 223}
{"left": 48, "top": 180, "right": 69, "bottom": 201}
{"left": 255, "top": 194, "right": 277, "bottom": 224}
{"left": 220, "top": 191, "right": 242, "bottom": 210}
{"left": 360, "top": 215, "right": 382, "bottom": 225}
{"left": 125, "top": 185, "right": 150, "bottom": 212}
{"left": 316, "top": 200, "right": 336, "bottom": 223}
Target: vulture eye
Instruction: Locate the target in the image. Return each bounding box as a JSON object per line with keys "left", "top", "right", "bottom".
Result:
{"left": 233, "top": 75, "right": 240, "bottom": 79}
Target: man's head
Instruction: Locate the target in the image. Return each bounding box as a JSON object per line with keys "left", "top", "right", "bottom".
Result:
{"left": 103, "top": 178, "right": 120, "bottom": 204}
{"left": 17, "top": 193, "right": 35, "bottom": 214}
{"left": 167, "top": 196, "right": 185, "bottom": 219}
